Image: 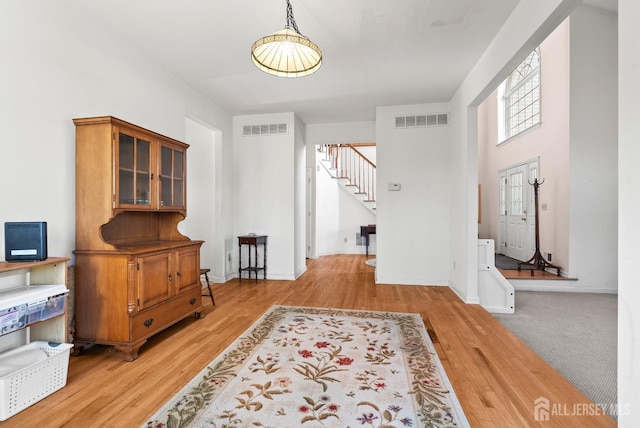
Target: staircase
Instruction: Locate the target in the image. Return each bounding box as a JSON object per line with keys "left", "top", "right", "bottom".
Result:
{"left": 318, "top": 143, "right": 376, "bottom": 214}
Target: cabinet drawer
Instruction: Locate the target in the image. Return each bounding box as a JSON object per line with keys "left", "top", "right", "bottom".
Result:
{"left": 131, "top": 289, "right": 201, "bottom": 340}
{"left": 238, "top": 235, "right": 266, "bottom": 245}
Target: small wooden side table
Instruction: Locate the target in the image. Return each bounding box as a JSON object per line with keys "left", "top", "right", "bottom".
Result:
{"left": 238, "top": 235, "right": 267, "bottom": 282}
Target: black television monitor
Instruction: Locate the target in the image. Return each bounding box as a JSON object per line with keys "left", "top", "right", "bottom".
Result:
{"left": 4, "top": 221, "right": 48, "bottom": 262}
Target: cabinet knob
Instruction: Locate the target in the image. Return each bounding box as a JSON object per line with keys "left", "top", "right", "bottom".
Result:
{"left": 189, "top": 298, "right": 196, "bottom": 305}
{"left": 144, "top": 318, "right": 154, "bottom": 328}
{"left": 168, "top": 274, "right": 172, "bottom": 281}
{"left": 176, "top": 271, "right": 182, "bottom": 277}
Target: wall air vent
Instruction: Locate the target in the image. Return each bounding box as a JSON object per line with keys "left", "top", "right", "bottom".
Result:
{"left": 242, "top": 123, "right": 288, "bottom": 136}
{"left": 395, "top": 113, "right": 449, "bottom": 128}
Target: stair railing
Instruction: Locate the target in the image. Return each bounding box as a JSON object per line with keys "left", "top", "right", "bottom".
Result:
{"left": 319, "top": 143, "right": 376, "bottom": 203}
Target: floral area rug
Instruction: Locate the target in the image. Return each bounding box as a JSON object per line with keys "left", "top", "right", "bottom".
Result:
{"left": 144, "top": 305, "right": 469, "bottom": 428}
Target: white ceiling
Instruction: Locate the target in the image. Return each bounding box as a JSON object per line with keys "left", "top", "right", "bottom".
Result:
{"left": 71, "top": 0, "right": 617, "bottom": 124}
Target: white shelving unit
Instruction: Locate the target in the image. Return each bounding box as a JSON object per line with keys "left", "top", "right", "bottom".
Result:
{"left": 0, "top": 257, "right": 71, "bottom": 421}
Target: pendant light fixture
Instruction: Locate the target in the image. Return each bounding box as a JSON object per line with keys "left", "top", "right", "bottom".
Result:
{"left": 251, "top": 0, "right": 322, "bottom": 77}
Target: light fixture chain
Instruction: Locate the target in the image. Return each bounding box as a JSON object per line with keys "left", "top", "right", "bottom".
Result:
{"left": 285, "top": 0, "right": 300, "bottom": 34}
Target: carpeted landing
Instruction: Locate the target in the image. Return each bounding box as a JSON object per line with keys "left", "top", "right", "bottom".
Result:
{"left": 494, "top": 291, "right": 617, "bottom": 420}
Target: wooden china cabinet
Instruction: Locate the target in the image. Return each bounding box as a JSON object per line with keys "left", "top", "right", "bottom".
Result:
{"left": 73, "top": 116, "right": 203, "bottom": 361}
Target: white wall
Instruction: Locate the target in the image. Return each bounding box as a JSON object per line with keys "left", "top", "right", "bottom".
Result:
{"left": 232, "top": 113, "right": 299, "bottom": 280}
{"left": 619, "top": 1, "right": 640, "bottom": 422}
{"left": 315, "top": 161, "right": 341, "bottom": 256}
{"left": 375, "top": 103, "right": 451, "bottom": 286}
{"left": 306, "top": 122, "right": 376, "bottom": 146}
{"left": 567, "top": 5, "right": 618, "bottom": 291}
{"left": 294, "top": 115, "right": 307, "bottom": 278}
{"left": 0, "top": 2, "right": 233, "bottom": 267}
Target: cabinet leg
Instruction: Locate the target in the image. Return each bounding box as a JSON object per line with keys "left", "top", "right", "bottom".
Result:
{"left": 115, "top": 341, "right": 146, "bottom": 362}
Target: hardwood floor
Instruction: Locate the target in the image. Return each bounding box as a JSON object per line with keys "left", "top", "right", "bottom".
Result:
{"left": 498, "top": 267, "right": 573, "bottom": 280}
{"left": 7, "top": 255, "right": 614, "bottom": 427}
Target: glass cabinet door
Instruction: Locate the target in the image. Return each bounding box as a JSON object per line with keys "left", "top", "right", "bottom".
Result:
{"left": 159, "top": 144, "right": 185, "bottom": 209}
{"left": 118, "top": 132, "right": 151, "bottom": 208}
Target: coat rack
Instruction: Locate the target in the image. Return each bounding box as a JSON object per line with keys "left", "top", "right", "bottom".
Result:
{"left": 518, "top": 178, "right": 562, "bottom": 276}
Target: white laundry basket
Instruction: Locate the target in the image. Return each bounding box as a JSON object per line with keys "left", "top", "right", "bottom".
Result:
{"left": 0, "top": 341, "right": 73, "bottom": 421}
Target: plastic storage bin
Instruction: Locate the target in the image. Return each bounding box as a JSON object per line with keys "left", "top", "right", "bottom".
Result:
{"left": 25, "top": 293, "right": 66, "bottom": 324}
{"left": 0, "top": 341, "right": 73, "bottom": 421}
{"left": 0, "top": 285, "right": 67, "bottom": 336}
{"left": 0, "top": 304, "right": 26, "bottom": 335}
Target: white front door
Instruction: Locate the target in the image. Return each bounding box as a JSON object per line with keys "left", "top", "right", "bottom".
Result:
{"left": 497, "top": 160, "right": 538, "bottom": 261}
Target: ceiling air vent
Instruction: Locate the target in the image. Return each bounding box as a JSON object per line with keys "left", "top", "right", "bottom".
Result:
{"left": 395, "top": 113, "right": 449, "bottom": 128}
{"left": 243, "top": 123, "right": 288, "bottom": 136}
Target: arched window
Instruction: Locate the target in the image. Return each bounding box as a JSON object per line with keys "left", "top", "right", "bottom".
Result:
{"left": 497, "top": 48, "right": 541, "bottom": 143}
